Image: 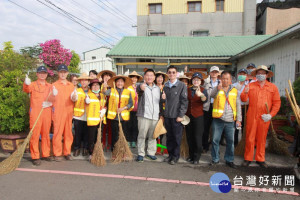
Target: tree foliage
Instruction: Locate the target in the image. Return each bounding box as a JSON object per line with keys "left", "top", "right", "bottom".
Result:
{"left": 68, "top": 50, "right": 81, "bottom": 73}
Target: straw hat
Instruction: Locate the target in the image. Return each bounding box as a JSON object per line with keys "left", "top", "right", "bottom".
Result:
{"left": 155, "top": 71, "right": 169, "bottom": 82}
{"left": 153, "top": 118, "right": 167, "bottom": 139}
{"left": 77, "top": 72, "right": 93, "bottom": 80}
{"left": 181, "top": 115, "right": 190, "bottom": 126}
{"left": 97, "top": 70, "right": 116, "bottom": 79}
{"left": 251, "top": 65, "right": 274, "bottom": 78}
{"left": 107, "top": 75, "right": 132, "bottom": 88}
{"left": 179, "top": 74, "right": 190, "bottom": 81}
{"left": 128, "top": 71, "right": 143, "bottom": 82}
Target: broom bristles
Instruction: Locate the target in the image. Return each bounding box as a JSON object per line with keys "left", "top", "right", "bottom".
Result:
{"left": 234, "top": 130, "right": 246, "bottom": 156}
{"left": 266, "top": 132, "right": 290, "bottom": 156}
{"left": 91, "top": 123, "right": 106, "bottom": 167}
{"left": 180, "top": 127, "right": 189, "bottom": 159}
{"left": 111, "top": 122, "right": 133, "bottom": 164}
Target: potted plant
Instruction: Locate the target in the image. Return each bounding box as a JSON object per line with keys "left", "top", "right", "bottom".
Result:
{"left": 277, "top": 126, "right": 295, "bottom": 143}
{"left": 0, "top": 42, "right": 37, "bottom": 152}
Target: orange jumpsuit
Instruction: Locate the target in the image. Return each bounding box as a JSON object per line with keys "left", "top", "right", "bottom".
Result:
{"left": 23, "top": 81, "right": 52, "bottom": 160}
{"left": 241, "top": 81, "right": 281, "bottom": 162}
{"left": 52, "top": 80, "right": 75, "bottom": 156}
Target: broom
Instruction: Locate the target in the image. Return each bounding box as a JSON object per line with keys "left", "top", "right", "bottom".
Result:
{"left": 265, "top": 103, "right": 290, "bottom": 156}
{"left": 286, "top": 80, "right": 300, "bottom": 125}
{"left": 111, "top": 82, "right": 133, "bottom": 163}
{"left": 235, "top": 105, "right": 247, "bottom": 156}
{"left": 90, "top": 96, "right": 106, "bottom": 167}
{"left": 0, "top": 92, "right": 52, "bottom": 175}
{"left": 180, "top": 127, "right": 189, "bottom": 159}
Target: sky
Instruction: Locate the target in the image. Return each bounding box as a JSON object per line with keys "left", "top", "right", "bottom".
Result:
{"left": 1, "top": 0, "right": 263, "bottom": 58}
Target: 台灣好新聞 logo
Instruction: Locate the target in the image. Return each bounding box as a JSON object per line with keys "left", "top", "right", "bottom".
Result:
{"left": 209, "top": 172, "right": 232, "bottom": 193}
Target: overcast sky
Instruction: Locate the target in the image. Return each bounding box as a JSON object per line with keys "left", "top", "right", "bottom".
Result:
{"left": 1, "top": 0, "right": 263, "bottom": 58}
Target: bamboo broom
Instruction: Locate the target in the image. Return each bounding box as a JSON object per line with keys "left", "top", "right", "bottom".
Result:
{"left": 235, "top": 105, "right": 247, "bottom": 156}
{"left": 111, "top": 82, "right": 133, "bottom": 163}
{"left": 90, "top": 94, "right": 106, "bottom": 167}
{"left": 0, "top": 92, "right": 52, "bottom": 175}
{"left": 265, "top": 103, "right": 290, "bottom": 156}
{"left": 180, "top": 126, "right": 189, "bottom": 159}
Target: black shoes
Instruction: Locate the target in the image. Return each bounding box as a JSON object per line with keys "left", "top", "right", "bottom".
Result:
{"left": 186, "top": 157, "right": 193, "bottom": 163}
{"left": 226, "top": 161, "right": 238, "bottom": 169}
{"left": 82, "top": 149, "right": 89, "bottom": 156}
{"left": 163, "top": 156, "right": 172, "bottom": 162}
{"left": 42, "top": 156, "right": 54, "bottom": 162}
{"left": 193, "top": 160, "right": 200, "bottom": 165}
{"left": 210, "top": 161, "right": 219, "bottom": 166}
{"left": 65, "top": 155, "right": 73, "bottom": 161}
{"left": 169, "top": 157, "right": 178, "bottom": 165}
{"left": 256, "top": 161, "right": 268, "bottom": 168}
{"left": 73, "top": 149, "right": 80, "bottom": 157}
{"left": 241, "top": 160, "right": 251, "bottom": 167}
{"left": 32, "top": 159, "right": 41, "bottom": 166}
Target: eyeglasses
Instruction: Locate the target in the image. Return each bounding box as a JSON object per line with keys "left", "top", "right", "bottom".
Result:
{"left": 168, "top": 71, "right": 176, "bottom": 74}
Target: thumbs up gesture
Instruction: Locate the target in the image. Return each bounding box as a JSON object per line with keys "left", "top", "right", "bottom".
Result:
{"left": 71, "top": 88, "right": 78, "bottom": 101}
{"left": 244, "top": 84, "right": 250, "bottom": 94}
{"left": 162, "top": 90, "right": 166, "bottom": 100}
{"left": 85, "top": 94, "right": 90, "bottom": 104}
{"left": 52, "top": 86, "right": 58, "bottom": 96}
{"left": 217, "top": 82, "right": 222, "bottom": 91}
{"left": 140, "top": 81, "right": 147, "bottom": 91}
{"left": 25, "top": 74, "right": 31, "bottom": 85}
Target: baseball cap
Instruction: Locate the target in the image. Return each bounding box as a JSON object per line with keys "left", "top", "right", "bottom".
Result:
{"left": 191, "top": 72, "right": 203, "bottom": 80}
{"left": 210, "top": 66, "right": 220, "bottom": 72}
{"left": 58, "top": 64, "right": 68, "bottom": 72}
{"left": 246, "top": 63, "right": 256, "bottom": 69}
{"left": 37, "top": 66, "right": 48, "bottom": 73}
{"left": 238, "top": 68, "right": 248, "bottom": 74}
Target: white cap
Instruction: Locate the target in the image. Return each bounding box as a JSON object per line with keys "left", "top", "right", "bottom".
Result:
{"left": 210, "top": 66, "right": 220, "bottom": 72}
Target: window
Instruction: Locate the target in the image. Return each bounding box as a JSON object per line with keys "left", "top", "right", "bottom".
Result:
{"left": 149, "top": 32, "right": 165, "bottom": 36}
{"left": 269, "top": 64, "right": 275, "bottom": 83}
{"left": 192, "top": 30, "right": 209, "bottom": 36}
{"left": 149, "top": 3, "right": 162, "bottom": 14}
{"left": 216, "top": 0, "right": 224, "bottom": 11}
{"left": 296, "top": 60, "right": 300, "bottom": 80}
{"left": 188, "top": 1, "right": 202, "bottom": 12}
{"left": 92, "top": 56, "right": 96, "bottom": 60}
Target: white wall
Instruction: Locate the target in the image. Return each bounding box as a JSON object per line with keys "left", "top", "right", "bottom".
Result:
{"left": 79, "top": 58, "right": 113, "bottom": 73}
{"left": 237, "top": 35, "right": 300, "bottom": 95}
{"left": 83, "top": 47, "right": 111, "bottom": 61}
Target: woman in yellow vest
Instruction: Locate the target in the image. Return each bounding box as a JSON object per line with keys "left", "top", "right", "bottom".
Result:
{"left": 102, "top": 75, "right": 133, "bottom": 152}
{"left": 86, "top": 79, "right": 107, "bottom": 159}
{"left": 127, "top": 71, "right": 143, "bottom": 148}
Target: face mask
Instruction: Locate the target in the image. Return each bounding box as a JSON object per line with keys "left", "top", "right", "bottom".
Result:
{"left": 256, "top": 74, "right": 266, "bottom": 81}
{"left": 238, "top": 75, "right": 246, "bottom": 82}
{"left": 92, "top": 89, "right": 100, "bottom": 93}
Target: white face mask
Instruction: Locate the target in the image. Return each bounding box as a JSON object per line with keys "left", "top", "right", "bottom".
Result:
{"left": 256, "top": 74, "right": 266, "bottom": 81}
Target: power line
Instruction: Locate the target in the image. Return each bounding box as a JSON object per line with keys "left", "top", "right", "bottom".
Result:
{"left": 102, "top": 0, "right": 136, "bottom": 24}
{"left": 7, "top": 0, "right": 102, "bottom": 44}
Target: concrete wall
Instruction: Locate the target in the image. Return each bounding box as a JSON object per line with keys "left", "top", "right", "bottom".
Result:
{"left": 83, "top": 47, "right": 111, "bottom": 61}
{"left": 137, "top": 0, "right": 255, "bottom": 36}
{"left": 79, "top": 58, "right": 113, "bottom": 73}
{"left": 236, "top": 34, "right": 300, "bottom": 95}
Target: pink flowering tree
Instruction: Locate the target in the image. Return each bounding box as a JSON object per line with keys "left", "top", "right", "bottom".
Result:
{"left": 39, "top": 39, "right": 72, "bottom": 71}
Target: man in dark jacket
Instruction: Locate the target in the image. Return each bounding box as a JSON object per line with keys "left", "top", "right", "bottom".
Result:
{"left": 163, "top": 66, "right": 188, "bottom": 165}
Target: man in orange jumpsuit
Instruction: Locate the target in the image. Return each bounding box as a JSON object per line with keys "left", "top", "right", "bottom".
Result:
{"left": 23, "top": 66, "right": 56, "bottom": 166}
{"left": 52, "top": 64, "right": 75, "bottom": 161}
{"left": 240, "top": 65, "right": 281, "bottom": 168}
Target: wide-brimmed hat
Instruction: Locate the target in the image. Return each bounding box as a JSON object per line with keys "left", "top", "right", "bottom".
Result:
{"left": 89, "top": 79, "right": 101, "bottom": 88}
{"left": 155, "top": 71, "right": 169, "bottom": 82}
{"left": 77, "top": 72, "right": 93, "bottom": 80}
{"left": 153, "top": 118, "right": 167, "bottom": 139}
{"left": 179, "top": 75, "right": 190, "bottom": 82}
{"left": 181, "top": 115, "right": 190, "bottom": 126}
{"left": 251, "top": 65, "right": 274, "bottom": 78}
{"left": 128, "top": 71, "right": 143, "bottom": 82}
{"left": 107, "top": 75, "right": 132, "bottom": 88}
{"left": 97, "top": 70, "right": 116, "bottom": 79}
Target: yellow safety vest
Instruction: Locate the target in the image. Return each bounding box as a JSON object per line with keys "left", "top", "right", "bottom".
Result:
{"left": 73, "top": 88, "right": 86, "bottom": 117}
{"left": 86, "top": 90, "right": 107, "bottom": 126}
{"left": 107, "top": 88, "right": 130, "bottom": 121}
{"left": 212, "top": 88, "right": 238, "bottom": 120}
{"left": 127, "top": 85, "right": 137, "bottom": 111}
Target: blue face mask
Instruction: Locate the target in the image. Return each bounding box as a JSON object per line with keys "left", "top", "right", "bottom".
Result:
{"left": 92, "top": 89, "right": 100, "bottom": 94}
{"left": 238, "top": 75, "right": 247, "bottom": 82}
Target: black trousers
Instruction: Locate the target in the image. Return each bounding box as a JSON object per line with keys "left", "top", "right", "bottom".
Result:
{"left": 126, "top": 111, "right": 138, "bottom": 142}
{"left": 234, "top": 105, "right": 246, "bottom": 146}
{"left": 186, "top": 115, "right": 204, "bottom": 162}
{"left": 165, "top": 117, "right": 183, "bottom": 160}
{"left": 74, "top": 119, "right": 88, "bottom": 150}
{"left": 87, "top": 125, "right": 98, "bottom": 155}
{"left": 111, "top": 120, "right": 128, "bottom": 151}
{"left": 203, "top": 103, "right": 213, "bottom": 151}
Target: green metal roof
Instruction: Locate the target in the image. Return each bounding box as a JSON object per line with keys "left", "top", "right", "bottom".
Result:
{"left": 107, "top": 35, "right": 271, "bottom": 58}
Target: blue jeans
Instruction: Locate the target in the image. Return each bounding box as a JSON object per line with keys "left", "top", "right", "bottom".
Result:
{"left": 211, "top": 118, "right": 235, "bottom": 163}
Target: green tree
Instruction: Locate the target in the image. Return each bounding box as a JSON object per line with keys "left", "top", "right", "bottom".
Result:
{"left": 68, "top": 50, "right": 81, "bottom": 73}
{"left": 0, "top": 41, "right": 37, "bottom": 134}
{"left": 20, "top": 44, "right": 42, "bottom": 58}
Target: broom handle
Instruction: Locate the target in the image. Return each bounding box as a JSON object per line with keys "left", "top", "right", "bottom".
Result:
{"left": 113, "top": 82, "right": 121, "bottom": 125}
{"left": 285, "top": 88, "right": 300, "bottom": 125}
{"left": 265, "top": 103, "right": 276, "bottom": 136}
{"left": 288, "top": 80, "right": 299, "bottom": 113}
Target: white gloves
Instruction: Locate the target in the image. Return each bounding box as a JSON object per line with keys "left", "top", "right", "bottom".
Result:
{"left": 71, "top": 88, "right": 78, "bottom": 102}
{"left": 100, "top": 108, "right": 107, "bottom": 118}
{"left": 25, "top": 74, "right": 31, "bottom": 85}
{"left": 42, "top": 101, "right": 52, "bottom": 108}
{"left": 52, "top": 86, "right": 58, "bottom": 96}
{"left": 85, "top": 95, "right": 90, "bottom": 104}
{"left": 261, "top": 114, "right": 272, "bottom": 122}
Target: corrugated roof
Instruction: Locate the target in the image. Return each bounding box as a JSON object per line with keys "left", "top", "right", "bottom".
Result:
{"left": 107, "top": 35, "right": 271, "bottom": 58}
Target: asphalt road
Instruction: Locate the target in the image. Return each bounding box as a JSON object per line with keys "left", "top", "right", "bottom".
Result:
{"left": 0, "top": 157, "right": 299, "bottom": 200}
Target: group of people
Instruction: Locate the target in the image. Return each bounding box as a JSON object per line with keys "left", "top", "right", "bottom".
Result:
{"left": 23, "top": 63, "right": 281, "bottom": 169}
